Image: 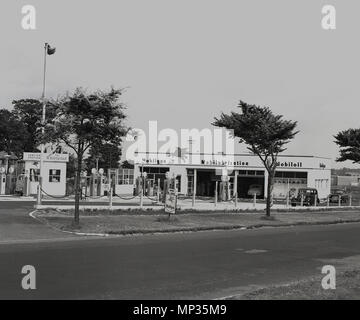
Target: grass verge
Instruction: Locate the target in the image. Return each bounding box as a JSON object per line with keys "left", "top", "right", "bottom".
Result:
{"left": 34, "top": 209, "right": 360, "bottom": 235}
{"left": 228, "top": 269, "right": 360, "bottom": 300}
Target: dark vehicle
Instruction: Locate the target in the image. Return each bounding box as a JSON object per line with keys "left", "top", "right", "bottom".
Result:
{"left": 329, "top": 190, "right": 349, "bottom": 204}
{"left": 291, "top": 188, "right": 319, "bottom": 206}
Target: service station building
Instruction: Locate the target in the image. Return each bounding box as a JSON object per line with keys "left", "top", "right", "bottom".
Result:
{"left": 131, "top": 152, "right": 331, "bottom": 199}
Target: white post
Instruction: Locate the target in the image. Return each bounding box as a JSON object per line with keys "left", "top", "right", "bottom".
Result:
{"left": 234, "top": 171, "right": 238, "bottom": 208}
{"left": 286, "top": 178, "right": 290, "bottom": 208}
{"left": 109, "top": 186, "right": 113, "bottom": 210}
{"left": 349, "top": 194, "right": 352, "bottom": 207}
{"left": 327, "top": 196, "right": 329, "bottom": 207}
{"left": 192, "top": 169, "right": 197, "bottom": 207}
{"left": 214, "top": 181, "right": 218, "bottom": 207}
{"left": 37, "top": 184, "right": 42, "bottom": 205}
{"left": 140, "top": 182, "right": 144, "bottom": 208}
{"left": 253, "top": 193, "right": 256, "bottom": 208}
{"left": 226, "top": 177, "right": 231, "bottom": 201}
{"left": 314, "top": 194, "right": 317, "bottom": 207}
{"left": 157, "top": 178, "right": 160, "bottom": 202}
{"left": 338, "top": 195, "right": 341, "bottom": 207}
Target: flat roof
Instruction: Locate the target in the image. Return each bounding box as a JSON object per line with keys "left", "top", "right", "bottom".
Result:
{"left": 133, "top": 151, "right": 331, "bottom": 160}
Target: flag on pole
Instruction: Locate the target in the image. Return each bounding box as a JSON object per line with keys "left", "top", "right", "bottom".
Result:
{"left": 46, "top": 43, "right": 56, "bottom": 55}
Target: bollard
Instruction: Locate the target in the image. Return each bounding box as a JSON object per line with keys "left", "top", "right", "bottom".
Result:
{"left": 338, "top": 195, "right": 341, "bottom": 207}
{"left": 253, "top": 193, "right": 256, "bottom": 208}
{"left": 235, "top": 192, "right": 238, "bottom": 208}
{"left": 214, "top": 181, "right": 218, "bottom": 208}
{"left": 109, "top": 187, "right": 113, "bottom": 210}
{"left": 140, "top": 187, "right": 144, "bottom": 208}
{"left": 327, "top": 196, "right": 329, "bottom": 207}
{"left": 286, "top": 193, "right": 289, "bottom": 208}
{"left": 192, "top": 169, "right": 197, "bottom": 208}
{"left": 314, "top": 194, "right": 317, "bottom": 207}
{"left": 37, "top": 184, "right": 42, "bottom": 205}
{"left": 349, "top": 194, "right": 352, "bottom": 207}
{"left": 300, "top": 194, "right": 304, "bottom": 207}
{"left": 157, "top": 178, "right": 160, "bottom": 203}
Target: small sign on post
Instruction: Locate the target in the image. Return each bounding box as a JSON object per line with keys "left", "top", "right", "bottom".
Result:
{"left": 164, "top": 189, "right": 177, "bottom": 217}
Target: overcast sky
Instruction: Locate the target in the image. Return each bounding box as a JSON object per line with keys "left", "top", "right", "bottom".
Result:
{"left": 1, "top": 0, "right": 359, "bottom": 168}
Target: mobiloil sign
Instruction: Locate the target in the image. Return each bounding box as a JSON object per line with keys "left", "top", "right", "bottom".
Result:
{"left": 276, "top": 161, "right": 303, "bottom": 168}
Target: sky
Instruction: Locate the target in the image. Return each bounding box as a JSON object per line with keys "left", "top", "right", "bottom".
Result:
{"left": 0, "top": 0, "right": 359, "bottom": 168}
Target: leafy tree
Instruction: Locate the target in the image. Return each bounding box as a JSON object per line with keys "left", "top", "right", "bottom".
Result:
{"left": 0, "top": 109, "right": 27, "bottom": 157}
{"left": 120, "top": 160, "right": 135, "bottom": 169}
{"left": 213, "top": 100, "right": 298, "bottom": 217}
{"left": 334, "top": 129, "right": 360, "bottom": 164}
{"left": 85, "top": 143, "right": 122, "bottom": 172}
{"left": 12, "top": 99, "right": 57, "bottom": 152}
{"left": 44, "top": 87, "right": 129, "bottom": 226}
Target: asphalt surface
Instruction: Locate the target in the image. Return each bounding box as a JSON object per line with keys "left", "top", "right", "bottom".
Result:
{"left": 0, "top": 201, "right": 360, "bottom": 299}
{"left": 0, "top": 201, "right": 78, "bottom": 243}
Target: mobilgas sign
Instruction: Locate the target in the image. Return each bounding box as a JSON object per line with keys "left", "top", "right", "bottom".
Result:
{"left": 23, "top": 152, "right": 69, "bottom": 162}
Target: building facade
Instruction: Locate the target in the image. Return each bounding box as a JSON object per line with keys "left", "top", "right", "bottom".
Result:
{"left": 22, "top": 152, "right": 69, "bottom": 196}
{"left": 131, "top": 152, "right": 331, "bottom": 199}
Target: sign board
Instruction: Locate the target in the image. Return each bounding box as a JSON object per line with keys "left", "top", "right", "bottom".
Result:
{"left": 130, "top": 152, "right": 331, "bottom": 170}
{"left": 23, "top": 152, "right": 69, "bottom": 162}
{"left": 164, "top": 189, "right": 177, "bottom": 214}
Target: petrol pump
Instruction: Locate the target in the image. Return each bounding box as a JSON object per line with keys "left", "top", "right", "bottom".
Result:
{"left": 98, "top": 168, "right": 107, "bottom": 196}
{"left": 5, "top": 166, "right": 15, "bottom": 194}
{"left": 219, "top": 174, "right": 230, "bottom": 201}
{"left": 0, "top": 167, "right": 6, "bottom": 195}
{"left": 90, "top": 168, "right": 108, "bottom": 196}
{"left": 90, "top": 168, "right": 99, "bottom": 196}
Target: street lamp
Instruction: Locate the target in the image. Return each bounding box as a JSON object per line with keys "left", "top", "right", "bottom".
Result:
{"left": 39, "top": 42, "right": 56, "bottom": 197}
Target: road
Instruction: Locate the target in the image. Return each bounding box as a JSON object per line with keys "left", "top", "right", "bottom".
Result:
{"left": 0, "top": 201, "right": 360, "bottom": 299}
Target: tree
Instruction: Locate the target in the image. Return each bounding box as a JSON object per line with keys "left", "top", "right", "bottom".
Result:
{"left": 334, "top": 128, "right": 360, "bottom": 164}
{"left": 44, "top": 88, "right": 129, "bottom": 226}
{"left": 213, "top": 100, "right": 298, "bottom": 217}
{"left": 85, "top": 143, "right": 122, "bottom": 172}
{"left": 120, "top": 160, "right": 135, "bottom": 169}
{"left": 12, "top": 99, "right": 57, "bottom": 152}
{"left": 0, "top": 109, "right": 27, "bottom": 157}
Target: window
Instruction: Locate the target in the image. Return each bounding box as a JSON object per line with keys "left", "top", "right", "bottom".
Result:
{"left": 49, "top": 169, "right": 61, "bottom": 183}
{"left": 118, "top": 169, "right": 134, "bottom": 185}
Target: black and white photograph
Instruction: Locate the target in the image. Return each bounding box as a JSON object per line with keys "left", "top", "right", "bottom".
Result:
{"left": 0, "top": 0, "right": 360, "bottom": 308}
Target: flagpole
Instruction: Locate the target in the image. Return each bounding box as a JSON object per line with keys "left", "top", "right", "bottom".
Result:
{"left": 39, "top": 42, "right": 48, "bottom": 199}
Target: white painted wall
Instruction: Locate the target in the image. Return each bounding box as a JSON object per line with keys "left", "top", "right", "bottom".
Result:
{"left": 307, "top": 169, "right": 331, "bottom": 199}
{"left": 115, "top": 184, "right": 134, "bottom": 195}
{"left": 25, "top": 161, "right": 67, "bottom": 196}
